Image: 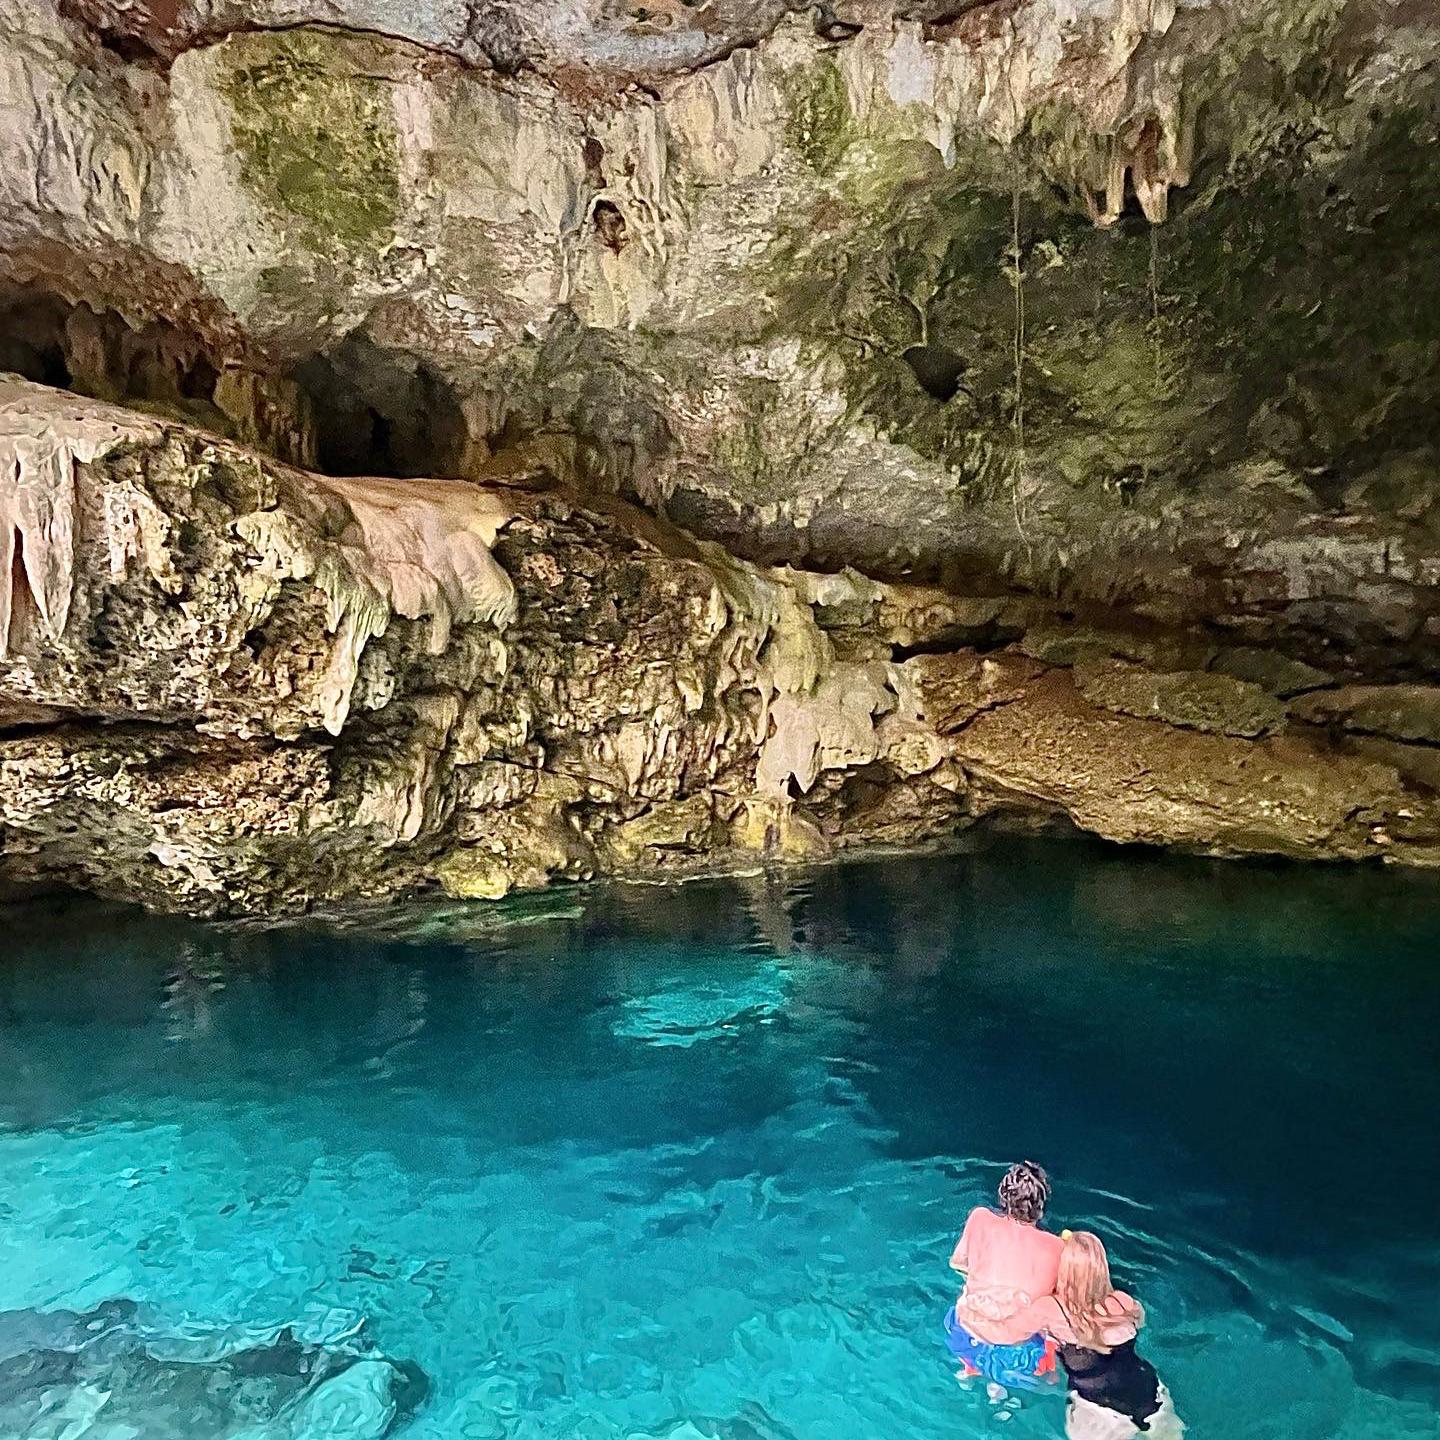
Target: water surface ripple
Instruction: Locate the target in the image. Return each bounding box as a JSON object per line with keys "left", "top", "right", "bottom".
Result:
{"left": 2, "top": 836, "right": 1438, "bottom": 1438}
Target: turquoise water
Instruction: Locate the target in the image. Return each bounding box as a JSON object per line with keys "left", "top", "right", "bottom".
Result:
{"left": 2, "top": 835, "right": 1439, "bottom": 1438}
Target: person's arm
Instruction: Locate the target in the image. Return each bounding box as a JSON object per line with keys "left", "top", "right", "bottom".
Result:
{"left": 949, "top": 1208, "right": 982, "bottom": 1273}
{"left": 1010, "top": 1294, "right": 1069, "bottom": 1342}
{"left": 1110, "top": 1289, "right": 1146, "bottom": 1330}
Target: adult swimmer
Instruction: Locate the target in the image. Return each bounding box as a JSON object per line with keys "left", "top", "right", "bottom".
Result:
{"left": 945, "top": 1160, "right": 1064, "bottom": 1389}
{"left": 1011, "top": 1230, "right": 1184, "bottom": 1438}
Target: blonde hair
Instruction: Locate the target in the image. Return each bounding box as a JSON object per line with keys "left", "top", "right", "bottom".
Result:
{"left": 1055, "top": 1230, "right": 1122, "bottom": 1350}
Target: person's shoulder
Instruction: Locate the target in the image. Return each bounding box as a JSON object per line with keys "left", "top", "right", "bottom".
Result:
{"left": 1036, "top": 1226, "right": 1064, "bottom": 1252}
{"left": 965, "top": 1206, "right": 998, "bottom": 1231}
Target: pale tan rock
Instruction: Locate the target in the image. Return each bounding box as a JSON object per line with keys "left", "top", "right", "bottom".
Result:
{"left": 756, "top": 662, "right": 894, "bottom": 796}
{"left": 0, "top": 380, "right": 164, "bottom": 661}
{"left": 945, "top": 665, "right": 1439, "bottom": 865}
{"left": 0, "top": 380, "right": 516, "bottom": 739}
{"left": 1019, "top": 621, "right": 1216, "bottom": 674}
{"left": 876, "top": 591, "right": 1010, "bottom": 651}
{"left": 910, "top": 650, "right": 1049, "bottom": 735}
{"left": 1339, "top": 735, "right": 1440, "bottom": 796}
{"left": 2, "top": 0, "right": 1438, "bottom": 691}
{"left": 0, "top": 389, "right": 983, "bottom": 910}
{"left": 1, "top": 4, "right": 1205, "bottom": 350}
{"left": 599, "top": 793, "right": 718, "bottom": 867}
{"left": 5, "top": 386, "right": 1440, "bottom": 915}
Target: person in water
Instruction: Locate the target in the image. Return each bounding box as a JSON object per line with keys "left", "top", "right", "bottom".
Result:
{"left": 945, "top": 1160, "right": 1065, "bottom": 1387}
{"left": 1011, "top": 1230, "right": 1183, "bottom": 1438}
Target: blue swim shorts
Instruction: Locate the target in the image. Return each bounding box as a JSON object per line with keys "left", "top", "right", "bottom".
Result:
{"left": 942, "top": 1306, "right": 1059, "bottom": 1390}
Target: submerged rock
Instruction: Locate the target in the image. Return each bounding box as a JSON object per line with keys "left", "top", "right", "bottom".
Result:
{"left": 0, "top": 1302, "right": 425, "bottom": 1440}
{"left": 234, "top": 1359, "right": 401, "bottom": 1440}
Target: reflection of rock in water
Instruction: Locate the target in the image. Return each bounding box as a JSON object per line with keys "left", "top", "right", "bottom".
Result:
{"left": 612, "top": 961, "right": 791, "bottom": 1048}
{"left": 0, "top": 1301, "right": 427, "bottom": 1440}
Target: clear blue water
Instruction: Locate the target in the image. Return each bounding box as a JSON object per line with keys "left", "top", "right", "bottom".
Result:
{"left": 2, "top": 835, "right": 1439, "bottom": 1438}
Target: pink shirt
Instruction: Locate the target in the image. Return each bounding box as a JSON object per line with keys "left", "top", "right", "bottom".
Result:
{"left": 950, "top": 1207, "right": 1064, "bottom": 1344}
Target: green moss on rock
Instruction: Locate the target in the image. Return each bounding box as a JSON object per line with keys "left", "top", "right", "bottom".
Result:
{"left": 780, "top": 60, "right": 854, "bottom": 174}
{"left": 223, "top": 31, "right": 400, "bottom": 253}
{"left": 1168, "top": 80, "right": 1440, "bottom": 478}
{"left": 1075, "top": 659, "right": 1288, "bottom": 738}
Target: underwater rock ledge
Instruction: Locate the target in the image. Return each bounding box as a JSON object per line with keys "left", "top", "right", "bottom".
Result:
{"left": 0, "top": 1299, "right": 427, "bottom": 1439}
{"left": 2, "top": 377, "right": 1439, "bottom": 917}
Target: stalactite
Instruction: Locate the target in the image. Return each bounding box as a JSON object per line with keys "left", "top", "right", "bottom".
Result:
{"left": 0, "top": 382, "right": 160, "bottom": 662}
{"left": 237, "top": 472, "right": 519, "bottom": 736}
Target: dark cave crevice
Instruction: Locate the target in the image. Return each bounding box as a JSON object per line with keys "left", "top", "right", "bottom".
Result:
{"left": 889, "top": 626, "right": 1023, "bottom": 661}
{"left": 0, "top": 281, "right": 322, "bottom": 470}
{"left": 0, "top": 293, "right": 72, "bottom": 389}
{"left": 0, "top": 285, "right": 480, "bottom": 484}
{"left": 0, "top": 284, "right": 221, "bottom": 412}
{"left": 592, "top": 200, "right": 629, "bottom": 253}
{"left": 902, "top": 343, "right": 969, "bottom": 402}
{"left": 289, "top": 332, "right": 471, "bottom": 479}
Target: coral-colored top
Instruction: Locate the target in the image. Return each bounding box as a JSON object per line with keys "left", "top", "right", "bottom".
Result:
{"left": 949, "top": 1207, "right": 1064, "bottom": 1344}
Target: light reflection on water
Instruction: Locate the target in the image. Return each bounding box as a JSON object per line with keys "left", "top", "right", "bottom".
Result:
{"left": 1, "top": 835, "right": 1438, "bottom": 1438}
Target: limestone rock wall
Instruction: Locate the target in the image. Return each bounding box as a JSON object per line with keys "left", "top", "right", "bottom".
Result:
{"left": 4, "top": 1, "right": 1440, "bottom": 909}
{"left": 5, "top": 0, "right": 1439, "bottom": 684}
{"left": 2, "top": 1, "right": 1219, "bottom": 349}
{"left": 3, "top": 380, "right": 1438, "bottom": 914}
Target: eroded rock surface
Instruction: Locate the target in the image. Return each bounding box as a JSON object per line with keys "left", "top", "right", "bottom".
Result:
{"left": 3, "top": 382, "right": 1438, "bottom": 914}
{"left": 4, "top": 1, "right": 1440, "bottom": 909}
{"left": 1, "top": 2, "right": 1439, "bottom": 671}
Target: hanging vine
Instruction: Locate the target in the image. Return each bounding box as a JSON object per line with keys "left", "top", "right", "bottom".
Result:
{"left": 1010, "top": 171, "right": 1034, "bottom": 564}
{"left": 1149, "top": 223, "right": 1164, "bottom": 394}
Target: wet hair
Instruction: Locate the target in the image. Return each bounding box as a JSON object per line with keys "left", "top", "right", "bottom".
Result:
{"left": 997, "top": 1160, "right": 1051, "bottom": 1224}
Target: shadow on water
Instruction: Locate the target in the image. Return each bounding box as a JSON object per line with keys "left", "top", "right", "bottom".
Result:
{"left": 1, "top": 834, "right": 1438, "bottom": 1437}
